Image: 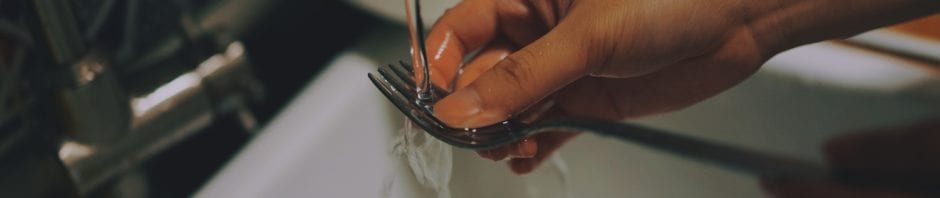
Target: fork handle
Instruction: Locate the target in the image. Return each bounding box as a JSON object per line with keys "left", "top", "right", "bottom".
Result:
{"left": 533, "top": 118, "right": 940, "bottom": 195}
{"left": 536, "top": 118, "right": 827, "bottom": 178}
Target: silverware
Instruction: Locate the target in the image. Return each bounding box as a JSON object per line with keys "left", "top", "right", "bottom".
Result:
{"left": 368, "top": 61, "right": 829, "bottom": 179}
{"left": 373, "top": 2, "right": 940, "bottom": 191}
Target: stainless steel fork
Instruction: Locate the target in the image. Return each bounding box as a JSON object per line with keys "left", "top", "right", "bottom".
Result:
{"left": 368, "top": 61, "right": 832, "bottom": 180}
{"left": 372, "top": 0, "right": 939, "bottom": 192}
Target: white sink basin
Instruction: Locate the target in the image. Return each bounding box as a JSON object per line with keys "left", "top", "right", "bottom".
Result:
{"left": 196, "top": 20, "right": 940, "bottom": 197}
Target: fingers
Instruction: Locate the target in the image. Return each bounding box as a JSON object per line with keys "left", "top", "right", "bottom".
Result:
{"left": 509, "top": 132, "right": 578, "bottom": 174}
{"left": 476, "top": 146, "right": 509, "bottom": 161}
{"left": 424, "top": 0, "right": 550, "bottom": 90}
{"left": 423, "top": 0, "right": 499, "bottom": 89}
{"left": 456, "top": 39, "right": 515, "bottom": 90}
{"left": 553, "top": 30, "right": 765, "bottom": 119}
{"left": 508, "top": 138, "right": 539, "bottom": 158}
{"left": 492, "top": 0, "right": 550, "bottom": 46}
{"left": 462, "top": 40, "right": 530, "bottom": 162}
{"left": 760, "top": 179, "right": 920, "bottom": 198}
{"left": 476, "top": 137, "right": 538, "bottom": 161}
{"left": 433, "top": 22, "right": 590, "bottom": 128}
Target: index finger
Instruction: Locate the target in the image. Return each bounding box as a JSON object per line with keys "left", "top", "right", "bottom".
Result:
{"left": 423, "top": 0, "right": 499, "bottom": 89}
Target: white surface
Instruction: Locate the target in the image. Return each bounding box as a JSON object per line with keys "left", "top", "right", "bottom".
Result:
{"left": 198, "top": 20, "right": 940, "bottom": 198}
{"left": 764, "top": 41, "right": 939, "bottom": 92}
{"left": 195, "top": 53, "right": 420, "bottom": 197}
{"left": 848, "top": 30, "right": 940, "bottom": 63}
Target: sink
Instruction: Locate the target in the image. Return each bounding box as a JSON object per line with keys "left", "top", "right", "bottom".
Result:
{"left": 195, "top": 19, "right": 940, "bottom": 197}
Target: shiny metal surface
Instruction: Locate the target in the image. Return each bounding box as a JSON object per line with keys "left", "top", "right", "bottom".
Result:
{"left": 60, "top": 52, "right": 130, "bottom": 145}
{"left": 1, "top": 0, "right": 272, "bottom": 196}
{"left": 64, "top": 41, "right": 262, "bottom": 194}
{"left": 371, "top": 62, "right": 830, "bottom": 178}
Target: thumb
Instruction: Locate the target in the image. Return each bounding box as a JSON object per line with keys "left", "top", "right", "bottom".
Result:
{"left": 433, "top": 24, "right": 592, "bottom": 128}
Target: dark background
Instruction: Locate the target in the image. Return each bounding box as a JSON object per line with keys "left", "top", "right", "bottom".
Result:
{"left": 93, "top": 1, "right": 382, "bottom": 197}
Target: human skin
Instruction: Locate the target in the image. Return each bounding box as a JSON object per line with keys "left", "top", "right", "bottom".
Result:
{"left": 417, "top": 0, "right": 939, "bottom": 196}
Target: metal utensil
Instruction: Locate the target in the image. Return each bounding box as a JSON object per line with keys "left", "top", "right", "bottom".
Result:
{"left": 374, "top": 2, "right": 940, "bottom": 191}
{"left": 368, "top": 61, "right": 829, "bottom": 179}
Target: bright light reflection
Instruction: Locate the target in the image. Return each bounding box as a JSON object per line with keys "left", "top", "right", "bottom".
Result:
{"left": 59, "top": 141, "right": 95, "bottom": 166}
{"left": 225, "top": 42, "right": 245, "bottom": 59}
{"left": 196, "top": 55, "right": 228, "bottom": 76}
{"left": 196, "top": 42, "right": 244, "bottom": 76}
{"left": 131, "top": 73, "right": 201, "bottom": 116}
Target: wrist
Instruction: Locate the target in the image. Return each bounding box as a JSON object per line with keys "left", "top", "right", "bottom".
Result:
{"left": 741, "top": 0, "right": 940, "bottom": 57}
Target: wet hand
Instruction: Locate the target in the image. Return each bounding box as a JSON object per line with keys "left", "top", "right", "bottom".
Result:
{"left": 422, "top": 0, "right": 768, "bottom": 174}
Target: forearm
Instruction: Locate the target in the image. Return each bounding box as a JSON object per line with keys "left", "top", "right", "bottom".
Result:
{"left": 745, "top": 0, "right": 940, "bottom": 55}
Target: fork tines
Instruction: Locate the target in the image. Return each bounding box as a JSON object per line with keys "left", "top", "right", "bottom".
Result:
{"left": 377, "top": 64, "right": 418, "bottom": 100}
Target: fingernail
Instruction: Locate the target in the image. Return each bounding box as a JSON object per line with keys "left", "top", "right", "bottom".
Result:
{"left": 477, "top": 148, "right": 508, "bottom": 161}
{"left": 433, "top": 88, "right": 486, "bottom": 128}
{"left": 508, "top": 138, "right": 538, "bottom": 158}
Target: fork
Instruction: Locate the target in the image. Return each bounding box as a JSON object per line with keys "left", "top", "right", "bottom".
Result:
{"left": 369, "top": 62, "right": 940, "bottom": 194}
{"left": 368, "top": 61, "right": 832, "bottom": 179}
{"left": 373, "top": 0, "right": 937, "bottom": 190}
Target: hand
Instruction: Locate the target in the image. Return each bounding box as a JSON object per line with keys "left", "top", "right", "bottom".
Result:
{"left": 423, "top": 0, "right": 767, "bottom": 174}
{"left": 421, "top": 0, "right": 939, "bottom": 174}
{"left": 761, "top": 119, "right": 940, "bottom": 197}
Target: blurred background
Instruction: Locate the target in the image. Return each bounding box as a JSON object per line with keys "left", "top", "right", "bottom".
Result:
{"left": 0, "top": 0, "right": 938, "bottom": 197}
